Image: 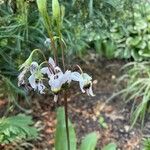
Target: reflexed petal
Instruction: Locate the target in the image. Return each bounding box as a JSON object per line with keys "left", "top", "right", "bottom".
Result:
{"left": 71, "top": 71, "right": 81, "bottom": 81}
{"left": 28, "top": 74, "right": 37, "bottom": 90}
{"left": 41, "top": 67, "right": 52, "bottom": 78}
{"left": 86, "top": 89, "right": 90, "bottom": 96}
{"left": 48, "top": 57, "right": 56, "bottom": 68}
{"left": 79, "top": 81, "right": 85, "bottom": 93}
{"left": 88, "top": 84, "right": 95, "bottom": 96}
{"left": 64, "top": 70, "right": 72, "bottom": 83}
{"left": 58, "top": 70, "right": 71, "bottom": 85}
{"left": 18, "top": 69, "right": 27, "bottom": 86}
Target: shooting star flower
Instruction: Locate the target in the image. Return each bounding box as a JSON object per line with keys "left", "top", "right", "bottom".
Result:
{"left": 71, "top": 72, "right": 95, "bottom": 96}
{"left": 48, "top": 70, "right": 72, "bottom": 102}
{"left": 28, "top": 62, "right": 45, "bottom": 94}
{"left": 18, "top": 51, "right": 35, "bottom": 86}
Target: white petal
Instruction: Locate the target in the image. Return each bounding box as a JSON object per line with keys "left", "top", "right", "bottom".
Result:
{"left": 60, "top": 71, "right": 70, "bottom": 85}
{"left": 86, "top": 89, "right": 90, "bottom": 96}
{"left": 64, "top": 70, "right": 72, "bottom": 83}
{"left": 71, "top": 71, "right": 81, "bottom": 81}
{"left": 48, "top": 57, "right": 56, "bottom": 68}
{"left": 55, "top": 66, "right": 62, "bottom": 73}
{"left": 79, "top": 81, "right": 85, "bottom": 93}
{"left": 28, "top": 74, "right": 37, "bottom": 90}
{"left": 41, "top": 67, "right": 52, "bottom": 78}
{"left": 54, "top": 95, "right": 58, "bottom": 102}
{"left": 38, "top": 82, "right": 45, "bottom": 94}
{"left": 49, "top": 78, "right": 62, "bottom": 91}
{"left": 53, "top": 80, "right": 61, "bottom": 89}
{"left": 88, "top": 84, "right": 95, "bottom": 96}
{"left": 18, "top": 69, "right": 27, "bottom": 86}
{"left": 41, "top": 67, "right": 48, "bottom": 74}
{"left": 30, "top": 62, "right": 38, "bottom": 74}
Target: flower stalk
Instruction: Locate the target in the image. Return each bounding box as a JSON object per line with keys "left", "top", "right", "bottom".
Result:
{"left": 64, "top": 91, "right": 70, "bottom": 150}
{"left": 18, "top": 1, "right": 95, "bottom": 150}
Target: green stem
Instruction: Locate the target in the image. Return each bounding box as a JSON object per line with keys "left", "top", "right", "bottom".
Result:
{"left": 64, "top": 91, "right": 70, "bottom": 150}
{"left": 32, "top": 49, "right": 47, "bottom": 61}
{"left": 57, "top": 26, "right": 65, "bottom": 71}
{"left": 43, "top": 16, "right": 58, "bottom": 65}
{"left": 59, "top": 35, "right": 65, "bottom": 71}
{"left": 46, "top": 29, "right": 58, "bottom": 65}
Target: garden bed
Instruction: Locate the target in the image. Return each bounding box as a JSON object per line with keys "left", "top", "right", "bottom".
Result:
{"left": 27, "top": 56, "right": 146, "bottom": 150}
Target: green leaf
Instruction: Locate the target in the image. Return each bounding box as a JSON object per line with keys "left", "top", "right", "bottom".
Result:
{"left": 0, "top": 114, "right": 38, "bottom": 144}
{"left": 137, "top": 41, "right": 146, "bottom": 49}
{"left": 99, "top": 116, "right": 104, "bottom": 123}
{"left": 36, "top": 0, "right": 47, "bottom": 18}
{"left": 102, "top": 143, "right": 117, "bottom": 150}
{"left": 124, "top": 48, "right": 131, "bottom": 59}
{"left": 60, "top": 5, "right": 65, "bottom": 23}
{"left": 135, "top": 20, "right": 147, "bottom": 30}
{"left": 55, "top": 107, "right": 76, "bottom": 150}
{"left": 52, "top": 0, "right": 61, "bottom": 24}
{"left": 104, "top": 41, "right": 115, "bottom": 59}
{"left": 131, "top": 49, "right": 142, "bottom": 61}
{"left": 80, "top": 132, "right": 98, "bottom": 150}
{"left": 126, "top": 37, "right": 142, "bottom": 47}
{"left": 36, "top": 0, "right": 52, "bottom": 32}
{"left": 89, "top": 0, "right": 93, "bottom": 18}
{"left": 143, "top": 138, "right": 150, "bottom": 150}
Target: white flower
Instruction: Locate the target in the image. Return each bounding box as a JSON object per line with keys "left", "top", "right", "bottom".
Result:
{"left": 18, "top": 51, "right": 35, "bottom": 86}
{"left": 71, "top": 72, "right": 95, "bottom": 96}
{"left": 48, "top": 57, "right": 56, "bottom": 68}
{"left": 28, "top": 62, "right": 45, "bottom": 94}
{"left": 48, "top": 70, "right": 71, "bottom": 94}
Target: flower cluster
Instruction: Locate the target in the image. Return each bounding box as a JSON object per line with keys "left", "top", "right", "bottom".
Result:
{"left": 18, "top": 56, "right": 94, "bottom": 101}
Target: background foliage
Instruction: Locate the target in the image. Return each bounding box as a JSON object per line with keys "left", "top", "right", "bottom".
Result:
{"left": 1, "top": 0, "right": 149, "bottom": 103}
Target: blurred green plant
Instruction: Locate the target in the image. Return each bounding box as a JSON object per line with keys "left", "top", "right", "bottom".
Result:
{"left": 104, "top": 2, "right": 150, "bottom": 61}
{"left": 109, "top": 61, "right": 150, "bottom": 128}
{"left": 102, "top": 142, "right": 117, "bottom": 150}
{"left": 143, "top": 138, "right": 150, "bottom": 150}
{"left": 0, "top": 113, "right": 38, "bottom": 144}
{"left": 98, "top": 116, "right": 108, "bottom": 129}
{"left": 55, "top": 107, "right": 117, "bottom": 150}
